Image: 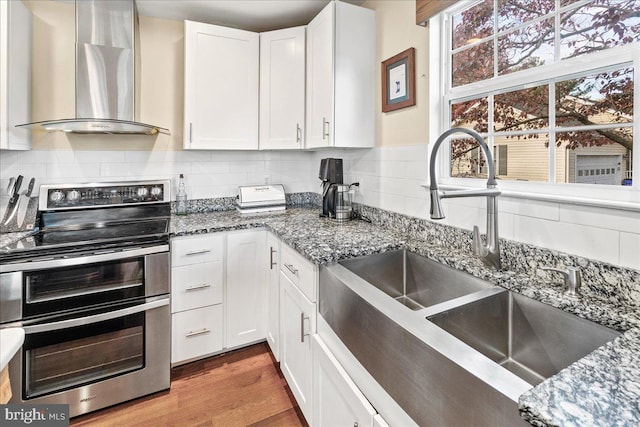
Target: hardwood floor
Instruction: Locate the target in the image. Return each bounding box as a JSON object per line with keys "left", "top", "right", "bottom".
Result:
{"left": 71, "top": 343, "right": 307, "bottom": 427}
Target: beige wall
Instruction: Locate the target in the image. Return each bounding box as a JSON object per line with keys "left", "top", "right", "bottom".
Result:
{"left": 26, "top": 0, "right": 182, "bottom": 151}
{"left": 362, "top": 0, "right": 429, "bottom": 147}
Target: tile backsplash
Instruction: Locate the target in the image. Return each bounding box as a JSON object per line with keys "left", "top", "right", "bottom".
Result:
{"left": 2, "top": 145, "right": 638, "bottom": 270}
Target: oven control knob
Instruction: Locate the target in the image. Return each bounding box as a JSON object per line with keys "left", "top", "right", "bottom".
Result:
{"left": 67, "top": 190, "right": 80, "bottom": 202}
{"left": 150, "top": 186, "right": 162, "bottom": 197}
{"left": 137, "top": 187, "right": 149, "bottom": 197}
{"left": 50, "top": 190, "right": 65, "bottom": 202}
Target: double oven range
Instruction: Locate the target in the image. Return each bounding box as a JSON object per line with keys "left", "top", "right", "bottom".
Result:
{"left": 0, "top": 180, "right": 171, "bottom": 418}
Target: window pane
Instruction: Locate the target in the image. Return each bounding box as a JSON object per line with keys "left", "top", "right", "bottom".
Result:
{"left": 556, "top": 129, "right": 632, "bottom": 185}
{"left": 450, "top": 137, "right": 489, "bottom": 179}
{"left": 561, "top": 0, "right": 640, "bottom": 59}
{"left": 494, "top": 84, "right": 550, "bottom": 131}
{"left": 451, "top": 97, "right": 489, "bottom": 133}
{"left": 498, "top": 18, "right": 555, "bottom": 74}
{"left": 497, "top": 0, "right": 555, "bottom": 32}
{"left": 494, "top": 134, "right": 550, "bottom": 181}
{"left": 452, "top": 41, "right": 494, "bottom": 87}
{"left": 452, "top": 0, "right": 494, "bottom": 50}
{"left": 556, "top": 67, "right": 634, "bottom": 127}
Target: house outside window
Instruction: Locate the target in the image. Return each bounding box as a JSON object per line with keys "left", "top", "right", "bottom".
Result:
{"left": 431, "top": 0, "right": 639, "bottom": 204}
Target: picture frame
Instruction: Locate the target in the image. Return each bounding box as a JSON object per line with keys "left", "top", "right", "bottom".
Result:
{"left": 381, "top": 47, "right": 416, "bottom": 113}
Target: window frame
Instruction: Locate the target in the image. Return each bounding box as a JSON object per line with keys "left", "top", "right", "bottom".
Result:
{"left": 428, "top": 0, "right": 640, "bottom": 210}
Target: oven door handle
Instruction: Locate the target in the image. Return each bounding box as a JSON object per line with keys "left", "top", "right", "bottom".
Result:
{"left": 22, "top": 298, "right": 169, "bottom": 334}
{"left": 1, "top": 245, "right": 169, "bottom": 274}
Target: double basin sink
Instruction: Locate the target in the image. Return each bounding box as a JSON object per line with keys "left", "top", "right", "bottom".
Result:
{"left": 337, "top": 249, "right": 620, "bottom": 387}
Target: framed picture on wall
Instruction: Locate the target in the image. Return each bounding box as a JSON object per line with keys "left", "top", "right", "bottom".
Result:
{"left": 382, "top": 47, "right": 416, "bottom": 113}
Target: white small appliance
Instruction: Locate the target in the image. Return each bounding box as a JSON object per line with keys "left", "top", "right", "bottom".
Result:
{"left": 236, "top": 185, "right": 286, "bottom": 214}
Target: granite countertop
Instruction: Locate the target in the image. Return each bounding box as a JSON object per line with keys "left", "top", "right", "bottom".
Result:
{"left": 2, "top": 205, "right": 637, "bottom": 426}
{"left": 170, "top": 206, "right": 640, "bottom": 427}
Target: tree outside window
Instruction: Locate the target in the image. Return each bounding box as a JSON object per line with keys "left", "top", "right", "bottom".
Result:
{"left": 447, "top": 0, "right": 638, "bottom": 186}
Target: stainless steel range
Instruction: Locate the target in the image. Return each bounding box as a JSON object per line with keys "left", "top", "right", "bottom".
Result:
{"left": 0, "top": 180, "right": 171, "bottom": 418}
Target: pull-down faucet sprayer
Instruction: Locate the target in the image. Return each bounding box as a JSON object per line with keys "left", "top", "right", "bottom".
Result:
{"left": 429, "top": 128, "right": 502, "bottom": 270}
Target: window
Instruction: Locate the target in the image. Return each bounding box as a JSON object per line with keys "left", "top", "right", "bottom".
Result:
{"left": 433, "top": 0, "right": 639, "bottom": 201}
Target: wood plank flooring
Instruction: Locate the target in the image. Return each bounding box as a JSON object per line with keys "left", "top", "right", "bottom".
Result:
{"left": 71, "top": 343, "right": 307, "bottom": 427}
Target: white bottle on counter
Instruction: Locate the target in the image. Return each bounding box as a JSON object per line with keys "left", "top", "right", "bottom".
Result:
{"left": 176, "top": 174, "right": 188, "bottom": 216}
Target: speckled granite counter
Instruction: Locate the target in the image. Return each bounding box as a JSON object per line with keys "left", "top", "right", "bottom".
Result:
{"left": 2, "top": 201, "right": 638, "bottom": 426}
{"left": 170, "top": 206, "right": 404, "bottom": 264}
{"left": 170, "top": 204, "right": 640, "bottom": 427}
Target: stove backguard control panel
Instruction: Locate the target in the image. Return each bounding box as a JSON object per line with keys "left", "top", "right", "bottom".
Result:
{"left": 40, "top": 180, "right": 171, "bottom": 210}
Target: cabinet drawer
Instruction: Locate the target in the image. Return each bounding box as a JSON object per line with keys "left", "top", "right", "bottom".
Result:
{"left": 171, "top": 234, "right": 224, "bottom": 267}
{"left": 172, "top": 305, "right": 223, "bottom": 364}
{"left": 171, "top": 261, "right": 223, "bottom": 313}
{"left": 281, "top": 243, "right": 317, "bottom": 302}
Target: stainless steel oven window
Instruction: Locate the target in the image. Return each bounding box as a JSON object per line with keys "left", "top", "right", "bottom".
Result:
{"left": 23, "top": 310, "right": 145, "bottom": 399}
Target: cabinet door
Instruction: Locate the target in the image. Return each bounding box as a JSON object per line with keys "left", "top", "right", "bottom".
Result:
{"left": 280, "top": 271, "right": 315, "bottom": 423}
{"left": 0, "top": 0, "right": 31, "bottom": 150}
{"left": 305, "top": 2, "right": 334, "bottom": 149}
{"left": 266, "top": 232, "right": 280, "bottom": 360}
{"left": 259, "top": 27, "right": 305, "bottom": 150}
{"left": 184, "top": 21, "right": 258, "bottom": 150}
{"left": 313, "top": 336, "right": 376, "bottom": 427}
{"left": 333, "top": 1, "right": 375, "bottom": 148}
{"left": 226, "top": 230, "right": 267, "bottom": 348}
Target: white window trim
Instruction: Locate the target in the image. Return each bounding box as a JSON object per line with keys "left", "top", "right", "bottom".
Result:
{"left": 427, "top": 1, "right": 640, "bottom": 212}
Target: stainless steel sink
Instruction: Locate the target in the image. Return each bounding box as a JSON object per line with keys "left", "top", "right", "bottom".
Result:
{"left": 339, "top": 250, "right": 493, "bottom": 310}
{"left": 427, "top": 290, "right": 621, "bottom": 385}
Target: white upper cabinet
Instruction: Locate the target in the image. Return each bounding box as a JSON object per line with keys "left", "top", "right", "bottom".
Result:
{"left": 306, "top": 1, "right": 375, "bottom": 149}
{"left": 184, "top": 21, "right": 259, "bottom": 150}
{"left": 0, "top": 0, "right": 32, "bottom": 151}
{"left": 259, "top": 27, "right": 306, "bottom": 150}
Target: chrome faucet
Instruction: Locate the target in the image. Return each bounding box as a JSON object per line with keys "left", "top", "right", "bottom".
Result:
{"left": 540, "top": 266, "right": 582, "bottom": 296}
{"left": 428, "top": 128, "right": 501, "bottom": 270}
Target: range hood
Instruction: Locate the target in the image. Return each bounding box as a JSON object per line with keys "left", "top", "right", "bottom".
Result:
{"left": 17, "top": 0, "right": 169, "bottom": 135}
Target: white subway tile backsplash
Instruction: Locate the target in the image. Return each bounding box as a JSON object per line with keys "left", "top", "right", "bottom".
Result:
{"left": 191, "top": 161, "right": 230, "bottom": 174}
{"left": 514, "top": 216, "right": 620, "bottom": 265}
{"left": 76, "top": 151, "right": 125, "bottom": 163}
{"left": 1, "top": 146, "right": 637, "bottom": 269}
{"left": 559, "top": 204, "right": 640, "bottom": 234}
{"left": 499, "top": 198, "right": 560, "bottom": 221}
{"left": 619, "top": 233, "right": 640, "bottom": 269}
{"left": 47, "top": 163, "right": 101, "bottom": 178}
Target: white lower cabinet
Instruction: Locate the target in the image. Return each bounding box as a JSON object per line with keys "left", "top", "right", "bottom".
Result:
{"left": 280, "top": 270, "right": 316, "bottom": 423}
{"left": 172, "top": 305, "right": 224, "bottom": 363}
{"left": 313, "top": 335, "right": 376, "bottom": 427}
{"left": 266, "top": 232, "right": 281, "bottom": 360}
{"left": 171, "top": 230, "right": 267, "bottom": 365}
{"left": 226, "top": 230, "right": 267, "bottom": 348}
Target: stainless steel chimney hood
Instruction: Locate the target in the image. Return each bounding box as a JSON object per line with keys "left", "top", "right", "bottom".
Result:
{"left": 17, "top": 0, "right": 169, "bottom": 135}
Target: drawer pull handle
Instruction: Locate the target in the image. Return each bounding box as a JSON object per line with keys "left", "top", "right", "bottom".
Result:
{"left": 185, "top": 284, "right": 210, "bottom": 292}
{"left": 296, "top": 123, "right": 302, "bottom": 143}
{"left": 186, "top": 328, "right": 211, "bottom": 338}
{"left": 284, "top": 263, "right": 299, "bottom": 275}
{"left": 300, "top": 312, "right": 310, "bottom": 343}
{"left": 270, "top": 247, "right": 277, "bottom": 270}
{"left": 185, "top": 249, "right": 211, "bottom": 256}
